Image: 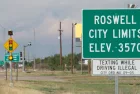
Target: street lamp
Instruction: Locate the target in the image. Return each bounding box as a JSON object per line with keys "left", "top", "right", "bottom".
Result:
{"left": 22, "top": 42, "right": 31, "bottom": 72}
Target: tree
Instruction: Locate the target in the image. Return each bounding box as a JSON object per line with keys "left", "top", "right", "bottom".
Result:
{"left": 73, "top": 53, "right": 79, "bottom": 67}
{"left": 47, "top": 56, "right": 55, "bottom": 71}
{"left": 47, "top": 55, "right": 61, "bottom": 71}
{"left": 28, "top": 53, "right": 82, "bottom": 71}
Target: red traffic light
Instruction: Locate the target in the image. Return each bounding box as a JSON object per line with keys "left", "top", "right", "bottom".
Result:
{"left": 9, "top": 40, "right": 13, "bottom": 44}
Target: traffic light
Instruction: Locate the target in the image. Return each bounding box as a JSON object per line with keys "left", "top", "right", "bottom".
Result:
{"left": 8, "top": 30, "right": 13, "bottom": 36}
{"left": 20, "top": 52, "right": 22, "bottom": 60}
{"left": 8, "top": 55, "right": 13, "bottom": 61}
{"left": 20, "top": 52, "right": 22, "bottom": 57}
{"left": 9, "top": 40, "right": 13, "bottom": 51}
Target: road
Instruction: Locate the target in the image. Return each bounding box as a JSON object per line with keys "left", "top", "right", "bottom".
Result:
{"left": 0, "top": 72, "right": 66, "bottom": 82}
{"left": 13, "top": 76, "right": 66, "bottom": 82}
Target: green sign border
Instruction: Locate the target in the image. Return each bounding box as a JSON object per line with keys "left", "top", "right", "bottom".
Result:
{"left": 5, "top": 53, "right": 20, "bottom": 62}
{"left": 82, "top": 8, "right": 140, "bottom": 59}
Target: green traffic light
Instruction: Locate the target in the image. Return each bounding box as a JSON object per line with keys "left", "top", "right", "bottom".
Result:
{"left": 9, "top": 47, "right": 13, "bottom": 50}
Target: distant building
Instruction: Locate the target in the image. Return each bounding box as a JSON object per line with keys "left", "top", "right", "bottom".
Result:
{"left": 78, "top": 59, "right": 89, "bottom": 65}
{"left": 18, "top": 62, "right": 23, "bottom": 68}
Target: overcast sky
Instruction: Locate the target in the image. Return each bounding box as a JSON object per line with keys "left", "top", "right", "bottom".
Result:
{"left": 0, "top": 0, "right": 139, "bottom": 60}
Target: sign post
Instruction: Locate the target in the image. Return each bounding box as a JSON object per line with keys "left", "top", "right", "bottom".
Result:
{"left": 3, "top": 30, "right": 18, "bottom": 86}
{"left": 115, "top": 73, "right": 118, "bottom": 94}
{"left": 9, "top": 53, "right": 13, "bottom": 86}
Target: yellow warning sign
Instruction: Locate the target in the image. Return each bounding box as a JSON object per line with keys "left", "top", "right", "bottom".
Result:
{"left": 4, "top": 37, "right": 18, "bottom": 53}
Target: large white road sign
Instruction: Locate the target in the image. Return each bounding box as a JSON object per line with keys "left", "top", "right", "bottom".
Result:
{"left": 92, "top": 60, "right": 140, "bottom": 76}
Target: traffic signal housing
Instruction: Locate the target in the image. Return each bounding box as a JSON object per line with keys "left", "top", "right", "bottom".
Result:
{"left": 8, "top": 55, "right": 13, "bottom": 61}
{"left": 20, "top": 52, "right": 22, "bottom": 57}
{"left": 8, "top": 30, "right": 13, "bottom": 36}
{"left": 20, "top": 52, "right": 22, "bottom": 60}
{"left": 9, "top": 40, "right": 13, "bottom": 51}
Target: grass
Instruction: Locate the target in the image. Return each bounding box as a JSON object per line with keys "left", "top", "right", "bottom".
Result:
{"left": 0, "top": 70, "right": 140, "bottom": 94}
{"left": 19, "top": 71, "right": 140, "bottom": 94}
{"left": 0, "top": 80, "right": 43, "bottom": 94}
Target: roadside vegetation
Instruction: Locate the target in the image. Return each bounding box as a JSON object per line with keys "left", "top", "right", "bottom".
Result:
{"left": 0, "top": 71, "right": 140, "bottom": 94}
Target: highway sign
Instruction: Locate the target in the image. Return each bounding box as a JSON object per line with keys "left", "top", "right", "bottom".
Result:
{"left": 5, "top": 53, "right": 20, "bottom": 62}
{"left": 92, "top": 60, "right": 140, "bottom": 76}
{"left": 82, "top": 9, "right": 140, "bottom": 59}
{"left": 4, "top": 37, "right": 18, "bottom": 53}
{"left": 0, "top": 61, "right": 4, "bottom": 66}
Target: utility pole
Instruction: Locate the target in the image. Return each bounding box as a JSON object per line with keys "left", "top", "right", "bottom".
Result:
{"left": 71, "top": 23, "right": 77, "bottom": 74}
{"left": 71, "top": 23, "right": 74, "bottom": 74}
{"left": 33, "top": 29, "right": 36, "bottom": 71}
{"left": 58, "top": 22, "right": 63, "bottom": 69}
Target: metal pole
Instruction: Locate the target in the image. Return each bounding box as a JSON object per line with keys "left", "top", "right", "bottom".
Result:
{"left": 115, "top": 74, "right": 118, "bottom": 94}
{"left": 80, "top": 39, "right": 83, "bottom": 74}
{"left": 34, "top": 29, "right": 36, "bottom": 71}
{"left": 5, "top": 52, "right": 7, "bottom": 80}
{"left": 71, "top": 23, "right": 74, "bottom": 74}
{"left": 23, "top": 46, "right": 25, "bottom": 72}
{"left": 5, "top": 62, "right": 7, "bottom": 80}
{"left": 3, "top": 28, "right": 6, "bottom": 71}
{"left": 28, "top": 51, "right": 29, "bottom": 63}
{"left": 3, "top": 28, "right": 7, "bottom": 80}
{"left": 16, "top": 63, "right": 18, "bottom": 81}
{"left": 9, "top": 52, "right": 13, "bottom": 86}
{"left": 114, "top": 4, "right": 135, "bottom": 93}
{"left": 40, "top": 58, "right": 41, "bottom": 70}
{"left": 34, "top": 56, "right": 36, "bottom": 71}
